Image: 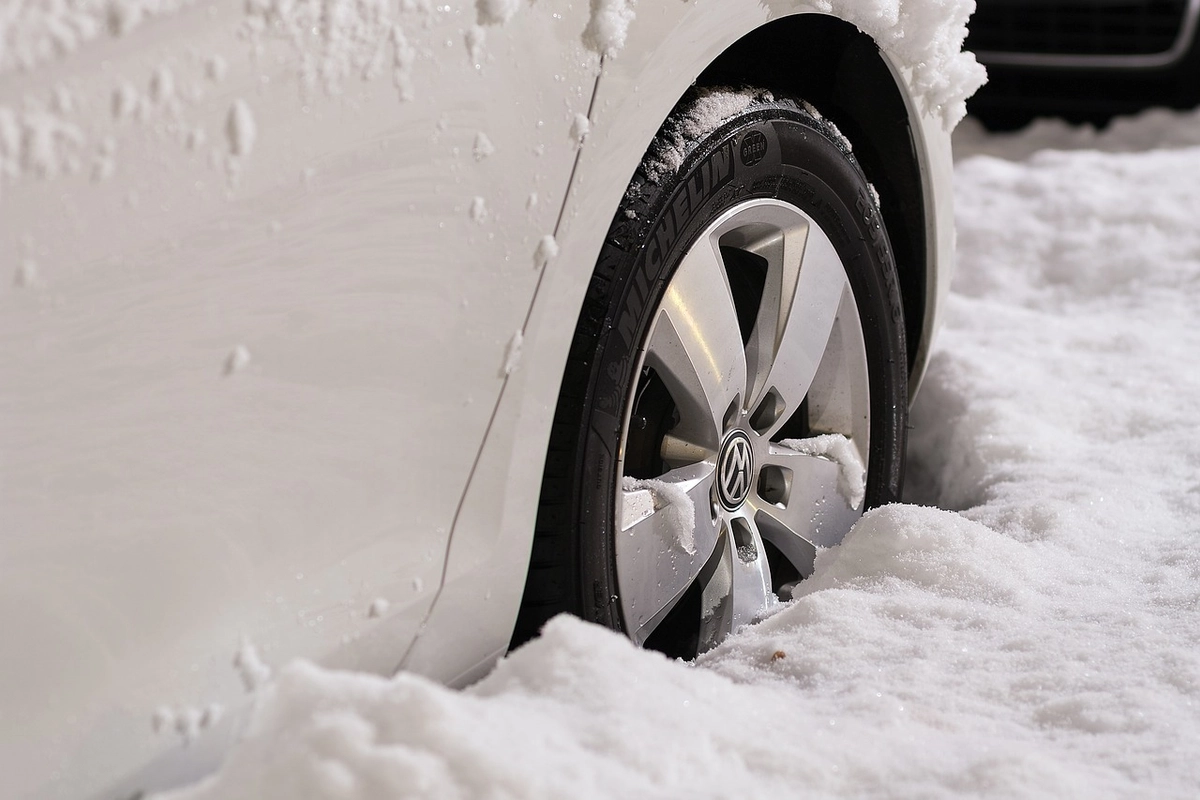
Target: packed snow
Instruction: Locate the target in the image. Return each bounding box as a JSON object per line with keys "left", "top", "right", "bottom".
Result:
{"left": 580, "top": 0, "right": 636, "bottom": 57}
{"left": 502, "top": 329, "right": 524, "bottom": 376}
{"left": 222, "top": 344, "right": 253, "bottom": 376}
{"left": 155, "top": 107, "right": 1200, "bottom": 798}
{"left": 0, "top": 0, "right": 196, "bottom": 74}
{"left": 532, "top": 233, "right": 558, "bottom": 270}
{"left": 472, "top": 131, "right": 495, "bottom": 162}
{"left": 780, "top": 434, "right": 866, "bottom": 510}
{"left": 569, "top": 112, "right": 591, "bottom": 146}
{"left": 809, "top": 0, "right": 986, "bottom": 127}
{"left": 622, "top": 475, "right": 698, "bottom": 555}
{"left": 232, "top": 640, "right": 272, "bottom": 692}
{"left": 224, "top": 100, "right": 257, "bottom": 158}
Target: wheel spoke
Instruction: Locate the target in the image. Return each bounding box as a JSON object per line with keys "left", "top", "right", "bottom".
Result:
{"left": 751, "top": 441, "right": 863, "bottom": 556}
{"left": 727, "top": 515, "right": 773, "bottom": 634}
{"left": 747, "top": 226, "right": 850, "bottom": 437}
{"left": 693, "top": 513, "right": 773, "bottom": 652}
{"left": 617, "top": 462, "right": 720, "bottom": 645}
{"left": 645, "top": 237, "right": 747, "bottom": 448}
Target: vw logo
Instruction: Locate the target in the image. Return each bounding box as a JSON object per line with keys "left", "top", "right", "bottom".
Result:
{"left": 717, "top": 431, "right": 754, "bottom": 511}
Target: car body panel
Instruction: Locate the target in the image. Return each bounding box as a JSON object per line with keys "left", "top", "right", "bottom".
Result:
{"left": 0, "top": 3, "right": 596, "bottom": 797}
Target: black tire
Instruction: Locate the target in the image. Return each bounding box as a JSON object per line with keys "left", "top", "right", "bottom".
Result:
{"left": 513, "top": 89, "right": 907, "bottom": 657}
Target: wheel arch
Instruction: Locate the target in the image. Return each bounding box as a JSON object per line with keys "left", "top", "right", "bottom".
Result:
{"left": 694, "top": 14, "right": 931, "bottom": 379}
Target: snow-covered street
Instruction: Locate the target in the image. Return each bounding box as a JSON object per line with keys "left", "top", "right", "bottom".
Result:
{"left": 159, "top": 109, "right": 1200, "bottom": 798}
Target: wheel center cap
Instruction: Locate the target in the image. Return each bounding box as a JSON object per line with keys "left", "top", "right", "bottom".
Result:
{"left": 716, "top": 431, "right": 754, "bottom": 511}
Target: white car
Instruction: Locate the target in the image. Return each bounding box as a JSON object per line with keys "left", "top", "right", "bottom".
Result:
{"left": 0, "top": 2, "right": 973, "bottom": 797}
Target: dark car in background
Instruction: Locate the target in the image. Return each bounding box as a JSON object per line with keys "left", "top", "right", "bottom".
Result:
{"left": 967, "top": 0, "right": 1200, "bottom": 129}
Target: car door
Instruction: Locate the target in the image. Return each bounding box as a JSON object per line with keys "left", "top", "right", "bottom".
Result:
{"left": 0, "top": 3, "right": 597, "bottom": 797}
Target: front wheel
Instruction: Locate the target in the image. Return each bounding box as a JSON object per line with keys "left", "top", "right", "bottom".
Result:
{"left": 515, "top": 90, "right": 907, "bottom": 659}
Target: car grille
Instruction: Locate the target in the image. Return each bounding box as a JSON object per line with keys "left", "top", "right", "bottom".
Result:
{"left": 968, "top": 1, "right": 1189, "bottom": 57}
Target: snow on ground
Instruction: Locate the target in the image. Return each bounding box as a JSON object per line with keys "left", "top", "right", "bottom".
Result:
{"left": 150, "top": 106, "right": 1200, "bottom": 797}
{"left": 158, "top": 110, "right": 1200, "bottom": 798}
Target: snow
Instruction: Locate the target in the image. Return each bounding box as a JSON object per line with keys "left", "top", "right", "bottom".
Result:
{"left": 476, "top": 0, "right": 521, "bottom": 26}
{"left": 205, "top": 54, "right": 228, "bottom": 83}
{"left": 17, "top": 110, "right": 84, "bottom": 178}
{"left": 813, "top": 0, "right": 987, "bottom": 128}
{"left": 622, "top": 476, "right": 697, "bottom": 555}
{"left": 223, "top": 344, "right": 253, "bottom": 376}
{"left": 232, "top": 639, "right": 272, "bottom": 692}
{"left": 12, "top": 257, "right": 37, "bottom": 287}
{"left": 472, "top": 131, "right": 495, "bottom": 161}
{"left": 646, "top": 78, "right": 917, "bottom": 184}
{"left": 367, "top": 598, "right": 390, "bottom": 618}
{"left": 391, "top": 24, "right": 416, "bottom": 101}
{"left": 780, "top": 434, "right": 866, "bottom": 509}
{"left": 225, "top": 100, "right": 257, "bottom": 158}
{"left": 152, "top": 706, "right": 175, "bottom": 734}
{"left": 92, "top": 135, "right": 116, "bottom": 180}
{"left": 149, "top": 66, "right": 176, "bottom": 106}
{"left": 154, "top": 107, "right": 1200, "bottom": 797}
{"left": 533, "top": 233, "right": 558, "bottom": 270}
{"left": 502, "top": 328, "right": 524, "bottom": 376}
{"left": 240, "top": 0, "right": 417, "bottom": 94}
{"left": 0, "top": 0, "right": 982, "bottom": 196}
{"left": 469, "top": 195, "right": 487, "bottom": 222}
{"left": 51, "top": 84, "right": 74, "bottom": 114}
{"left": 112, "top": 83, "right": 140, "bottom": 120}
{"left": 0, "top": 0, "right": 196, "bottom": 75}
{"left": 581, "top": 0, "right": 636, "bottom": 58}
{"left": 465, "top": 24, "right": 486, "bottom": 66}
{"left": 153, "top": 703, "right": 224, "bottom": 745}
{"left": 569, "top": 112, "right": 590, "bottom": 145}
